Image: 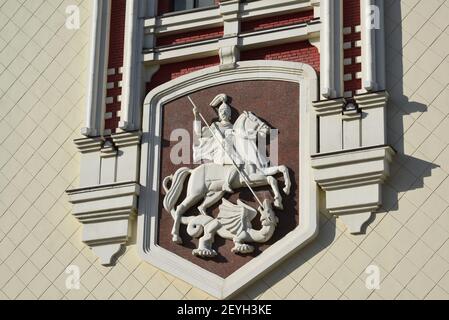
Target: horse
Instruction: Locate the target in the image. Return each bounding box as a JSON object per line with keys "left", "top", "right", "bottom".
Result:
{"left": 162, "top": 111, "right": 291, "bottom": 244}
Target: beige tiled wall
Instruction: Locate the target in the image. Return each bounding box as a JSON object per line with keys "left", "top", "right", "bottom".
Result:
{"left": 1, "top": 0, "right": 448, "bottom": 300}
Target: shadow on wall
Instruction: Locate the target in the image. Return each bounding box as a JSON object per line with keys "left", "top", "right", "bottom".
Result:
{"left": 380, "top": 0, "right": 439, "bottom": 214}
{"left": 238, "top": 0, "right": 440, "bottom": 299}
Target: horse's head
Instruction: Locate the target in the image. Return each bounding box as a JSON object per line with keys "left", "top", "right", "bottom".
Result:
{"left": 241, "top": 111, "right": 271, "bottom": 137}
{"left": 258, "top": 199, "right": 279, "bottom": 227}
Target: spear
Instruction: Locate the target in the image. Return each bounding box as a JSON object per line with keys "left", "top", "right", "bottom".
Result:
{"left": 187, "top": 96, "right": 264, "bottom": 208}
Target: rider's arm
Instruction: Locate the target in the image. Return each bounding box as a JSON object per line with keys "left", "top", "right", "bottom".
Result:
{"left": 192, "top": 105, "right": 203, "bottom": 143}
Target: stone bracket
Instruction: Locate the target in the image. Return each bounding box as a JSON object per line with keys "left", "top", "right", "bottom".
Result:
{"left": 312, "top": 145, "right": 395, "bottom": 234}
{"left": 304, "top": 91, "right": 392, "bottom": 234}
{"left": 67, "top": 131, "right": 142, "bottom": 265}
{"left": 67, "top": 182, "right": 140, "bottom": 265}
{"left": 219, "top": 0, "right": 241, "bottom": 70}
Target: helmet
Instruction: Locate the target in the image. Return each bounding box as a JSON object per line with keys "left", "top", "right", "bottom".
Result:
{"left": 211, "top": 94, "right": 231, "bottom": 120}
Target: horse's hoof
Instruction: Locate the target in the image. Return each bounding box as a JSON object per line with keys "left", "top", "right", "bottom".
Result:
{"left": 193, "top": 249, "right": 217, "bottom": 258}
{"left": 232, "top": 244, "right": 254, "bottom": 255}
{"left": 172, "top": 235, "right": 183, "bottom": 244}
{"left": 283, "top": 186, "right": 291, "bottom": 195}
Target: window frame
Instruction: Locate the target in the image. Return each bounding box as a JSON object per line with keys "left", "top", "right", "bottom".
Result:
{"left": 171, "top": 0, "right": 217, "bottom": 14}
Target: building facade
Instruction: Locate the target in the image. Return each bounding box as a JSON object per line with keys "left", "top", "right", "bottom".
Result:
{"left": 1, "top": 0, "right": 449, "bottom": 300}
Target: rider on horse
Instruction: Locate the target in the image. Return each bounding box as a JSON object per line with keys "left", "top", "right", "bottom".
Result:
{"left": 192, "top": 94, "right": 240, "bottom": 193}
{"left": 163, "top": 94, "right": 291, "bottom": 244}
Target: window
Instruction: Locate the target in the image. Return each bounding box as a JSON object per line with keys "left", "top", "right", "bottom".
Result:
{"left": 173, "top": 0, "right": 216, "bottom": 12}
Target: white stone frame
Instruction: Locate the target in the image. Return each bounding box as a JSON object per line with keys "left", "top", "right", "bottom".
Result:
{"left": 137, "top": 60, "right": 319, "bottom": 299}
{"left": 147, "top": 0, "right": 314, "bottom": 35}
{"left": 320, "top": 0, "right": 343, "bottom": 99}
{"left": 82, "top": 0, "right": 110, "bottom": 137}
{"left": 360, "top": 0, "right": 386, "bottom": 92}
{"left": 143, "top": 19, "right": 320, "bottom": 64}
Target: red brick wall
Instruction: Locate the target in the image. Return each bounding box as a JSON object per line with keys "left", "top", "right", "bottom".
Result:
{"left": 240, "top": 41, "right": 320, "bottom": 73}
{"left": 146, "top": 41, "right": 320, "bottom": 95}
{"left": 344, "top": 0, "right": 361, "bottom": 27}
{"left": 105, "top": 0, "right": 127, "bottom": 134}
{"left": 156, "top": 27, "right": 224, "bottom": 47}
{"left": 108, "top": 0, "right": 126, "bottom": 70}
{"left": 146, "top": 56, "right": 221, "bottom": 93}
{"left": 158, "top": 0, "right": 172, "bottom": 15}
{"left": 241, "top": 10, "right": 315, "bottom": 33}
{"left": 343, "top": 0, "right": 362, "bottom": 96}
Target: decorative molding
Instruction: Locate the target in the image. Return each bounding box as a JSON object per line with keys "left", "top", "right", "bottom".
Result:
{"left": 119, "top": 0, "right": 145, "bottom": 132}
{"left": 149, "top": 7, "right": 222, "bottom": 35}
{"left": 143, "top": 0, "right": 318, "bottom": 66}
{"left": 308, "top": 0, "right": 320, "bottom": 51}
{"left": 138, "top": 60, "right": 319, "bottom": 299}
{"left": 219, "top": 45, "right": 239, "bottom": 70}
{"left": 241, "top": 0, "right": 312, "bottom": 19}
{"left": 82, "top": 0, "right": 111, "bottom": 137}
{"left": 67, "top": 182, "right": 139, "bottom": 265}
{"left": 313, "top": 91, "right": 389, "bottom": 153}
{"left": 312, "top": 90, "right": 393, "bottom": 233}
{"left": 360, "top": 0, "right": 386, "bottom": 92}
{"left": 112, "top": 131, "right": 142, "bottom": 147}
{"left": 74, "top": 137, "right": 103, "bottom": 187}
{"left": 313, "top": 98, "right": 345, "bottom": 153}
{"left": 355, "top": 90, "right": 389, "bottom": 109}
{"left": 111, "top": 131, "right": 142, "bottom": 183}
{"left": 74, "top": 137, "right": 104, "bottom": 154}
{"left": 218, "top": 0, "right": 241, "bottom": 70}
{"left": 144, "top": 21, "right": 320, "bottom": 64}
{"left": 361, "top": 0, "right": 376, "bottom": 91}
{"left": 355, "top": 91, "right": 389, "bottom": 147}
{"left": 100, "top": 140, "right": 117, "bottom": 158}
{"left": 312, "top": 145, "right": 395, "bottom": 234}
{"left": 146, "top": 0, "right": 313, "bottom": 36}
{"left": 309, "top": 35, "right": 321, "bottom": 53}
{"left": 220, "top": 0, "right": 240, "bottom": 33}
{"left": 313, "top": 97, "right": 345, "bottom": 116}
{"left": 239, "top": 21, "right": 320, "bottom": 47}
{"left": 68, "top": 131, "right": 142, "bottom": 264}
{"left": 320, "top": 0, "right": 343, "bottom": 99}
{"left": 144, "top": 65, "right": 160, "bottom": 84}
{"left": 144, "top": 38, "right": 219, "bottom": 64}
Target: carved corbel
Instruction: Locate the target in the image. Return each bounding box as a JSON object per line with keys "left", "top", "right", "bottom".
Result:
{"left": 219, "top": 45, "right": 240, "bottom": 70}
{"left": 218, "top": 0, "right": 241, "bottom": 70}
{"left": 67, "top": 182, "right": 139, "bottom": 265}
{"left": 312, "top": 92, "right": 394, "bottom": 233}
{"left": 308, "top": 0, "right": 321, "bottom": 52}
{"left": 67, "top": 132, "right": 142, "bottom": 265}
{"left": 312, "top": 146, "right": 395, "bottom": 234}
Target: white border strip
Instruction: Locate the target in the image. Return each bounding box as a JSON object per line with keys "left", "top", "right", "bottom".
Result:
{"left": 137, "top": 60, "right": 319, "bottom": 299}
{"left": 82, "top": 0, "right": 111, "bottom": 137}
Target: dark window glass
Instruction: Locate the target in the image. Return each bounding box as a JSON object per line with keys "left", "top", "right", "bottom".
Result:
{"left": 173, "top": 0, "right": 215, "bottom": 12}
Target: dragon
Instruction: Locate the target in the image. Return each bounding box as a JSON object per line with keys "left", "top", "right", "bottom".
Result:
{"left": 184, "top": 198, "right": 279, "bottom": 258}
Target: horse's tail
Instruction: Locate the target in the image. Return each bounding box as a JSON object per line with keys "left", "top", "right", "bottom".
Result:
{"left": 185, "top": 215, "right": 215, "bottom": 238}
{"left": 162, "top": 167, "right": 192, "bottom": 219}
